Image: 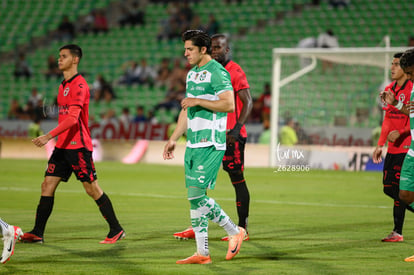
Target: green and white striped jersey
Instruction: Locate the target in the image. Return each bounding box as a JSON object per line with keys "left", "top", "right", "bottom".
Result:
{"left": 185, "top": 59, "right": 233, "bottom": 150}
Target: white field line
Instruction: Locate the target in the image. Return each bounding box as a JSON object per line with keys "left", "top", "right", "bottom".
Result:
{"left": 0, "top": 187, "right": 390, "bottom": 209}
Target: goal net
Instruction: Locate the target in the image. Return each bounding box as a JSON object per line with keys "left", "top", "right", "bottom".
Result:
{"left": 270, "top": 45, "right": 410, "bottom": 167}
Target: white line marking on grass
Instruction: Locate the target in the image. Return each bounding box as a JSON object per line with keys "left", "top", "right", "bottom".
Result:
{"left": 0, "top": 187, "right": 389, "bottom": 209}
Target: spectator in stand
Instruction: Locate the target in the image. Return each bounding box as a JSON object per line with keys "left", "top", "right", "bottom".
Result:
{"left": 7, "top": 98, "right": 24, "bottom": 120}
{"left": 146, "top": 110, "right": 158, "bottom": 125}
{"left": 155, "top": 58, "right": 172, "bottom": 88}
{"left": 294, "top": 121, "right": 310, "bottom": 144}
{"left": 329, "top": 0, "right": 351, "bottom": 9}
{"left": 102, "top": 86, "right": 116, "bottom": 103}
{"left": 135, "top": 58, "right": 157, "bottom": 86}
{"left": 93, "top": 9, "right": 109, "bottom": 34}
{"left": 21, "top": 101, "right": 36, "bottom": 121}
{"left": 205, "top": 13, "right": 220, "bottom": 35}
{"left": 133, "top": 105, "right": 147, "bottom": 123}
{"left": 317, "top": 29, "right": 339, "bottom": 48}
{"left": 119, "top": 107, "right": 133, "bottom": 125}
{"left": 248, "top": 98, "right": 264, "bottom": 124}
{"left": 28, "top": 87, "right": 43, "bottom": 107}
{"left": 157, "top": 2, "right": 180, "bottom": 41}
{"left": 34, "top": 98, "right": 47, "bottom": 121}
{"left": 258, "top": 82, "right": 271, "bottom": 119}
{"left": 100, "top": 109, "right": 118, "bottom": 125}
{"left": 258, "top": 117, "right": 271, "bottom": 144}
{"left": 189, "top": 14, "right": 205, "bottom": 31}
{"left": 80, "top": 11, "right": 95, "bottom": 34}
{"left": 167, "top": 58, "right": 188, "bottom": 91}
{"left": 157, "top": 2, "right": 194, "bottom": 41}
{"left": 57, "top": 15, "right": 75, "bottom": 41}
{"left": 280, "top": 118, "right": 298, "bottom": 146}
{"left": 296, "top": 36, "right": 317, "bottom": 68}
{"left": 317, "top": 29, "right": 339, "bottom": 71}
{"left": 155, "top": 80, "right": 186, "bottom": 111}
{"left": 118, "top": 1, "right": 145, "bottom": 27}
{"left": 408, "top": 36, "right": 414, "bottom": 47}
{"left": 45, "top": 54, "right": 61, "bottom": 80}
{"left": 28, "top": 118, "right": 44, "bottom": 138}
{"left": 92, "top": 74, "right": 114, "bottom": 102}
{"left": 14, "top": 53, "right": 32, "bottom": 80}
{"left": 118, "top": 61, "right": 140, "bottom": 86}
{"left": 179, "top": 1, "right": 193, "bottom": 23}
{"left": 118, "top": 59, "right": 156, "bottom": 86}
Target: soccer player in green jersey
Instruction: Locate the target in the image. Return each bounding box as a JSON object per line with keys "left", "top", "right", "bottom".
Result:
{"left": 163, "top": 30, "right": 246, "bottom": 264}
{"left": 381, "top": 48, "right": 414, "bottom": 261}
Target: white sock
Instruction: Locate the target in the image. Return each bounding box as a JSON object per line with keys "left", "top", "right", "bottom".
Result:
{"left": 198, "top": 198, "right": 239, "bottom": 236}
{"left": 190, "top": 210, "right": 209, "bottom": 256}
{"left": 222, "top": 219, "right": 240, "bottom": 236}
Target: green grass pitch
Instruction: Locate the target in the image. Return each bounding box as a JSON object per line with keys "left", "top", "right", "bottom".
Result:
{"left": 1, "top": 158, "right": 414, "bottom": 274}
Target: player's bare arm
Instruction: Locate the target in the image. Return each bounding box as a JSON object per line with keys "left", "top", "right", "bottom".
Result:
{"left": 380, "top": 89, "right": 410, "bottom": 115}
{"left": 32, "top": 133, "right": 53, "bottom": 147}
{"left": 227, "top": 88, "right": 253, "bottom": 143}
{"left": 32, "top": 105, "right": 82, "bottom": 148}
{"left": 181, "top": 90, "right": 234, "bottom": 113}
{"left": 163, "top": 109, "right": 187, "bottom": 160}
{"left": 236, "top": 89, "right": 253, "bottom": 125}
{"left": 372, "top": 146, "right": 383, "bottom": 164}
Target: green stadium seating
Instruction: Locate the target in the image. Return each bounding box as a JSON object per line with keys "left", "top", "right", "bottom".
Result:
{"left": 0, "top": 0, "right": 412, "bottom": 127}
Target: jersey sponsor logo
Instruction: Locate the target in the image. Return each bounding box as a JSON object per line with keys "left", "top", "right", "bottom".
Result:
{"left": 197, "top": 175, "right": 205, "bottom": 183}
{"left": 196, "top": 165, "right": 205, "bottom": 174}
{"left": 64, "top": 87, "right": 70, "bottom": 96}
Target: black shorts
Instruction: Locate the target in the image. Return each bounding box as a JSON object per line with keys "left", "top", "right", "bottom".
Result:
{"left": 45, "top": 148, "right": 97, "bottom": 183}
{"left": 222, "top": 135, "right": 246, "bottom": 172}
{"left": 383, "top": 152, "right": 406, "bottom": 186}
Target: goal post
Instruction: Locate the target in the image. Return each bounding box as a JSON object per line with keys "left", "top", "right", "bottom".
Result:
{"left": 270, "top": 46, "right": 410, "bottom": 167}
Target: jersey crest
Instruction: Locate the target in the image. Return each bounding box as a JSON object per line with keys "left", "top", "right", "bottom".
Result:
{"left": 64, "top": 87, "right": 70, "bottom": 96}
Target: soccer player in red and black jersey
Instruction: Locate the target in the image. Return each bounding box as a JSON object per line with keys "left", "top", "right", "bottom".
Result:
{"left": 373, "top": 52, "right": 414, "bottom": 242}
{"left": 173, "top": 34, "right": 253, "bottom": 241}
{"left": 21, "top": 44, "right": 125, "bottom": 244}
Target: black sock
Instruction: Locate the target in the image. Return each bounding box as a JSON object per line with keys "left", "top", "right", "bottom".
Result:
{"left": 393, "top": 200, "right": 406, "bottom": 235}
{"left": 33, "top": 196, "right": 54, "bottom": 237}
{"left": 95, "top": 193, "right": 122, "bottom": 237}
{"left": 229, "top": 172, "right": 250, "bottom": 230}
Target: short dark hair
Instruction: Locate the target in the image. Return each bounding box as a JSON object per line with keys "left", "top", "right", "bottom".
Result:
{"left": 59, "top": 44, "right": 83, "bottom": 60}
{"left": 394, "top": 52, "right": 403, "bottom": 59}
{"left": 211, "top": 33, "right": 227, "bottom": 40}
{"left": 400, "top": 48, "right": 414, "bottom": 69}
{"left": 182, "top": 30, "right": 211, "bottom": 54}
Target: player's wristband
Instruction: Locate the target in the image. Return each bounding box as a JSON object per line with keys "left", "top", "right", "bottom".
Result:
{"left": 395, "top": 101, "right": 403, "bottom": 110}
